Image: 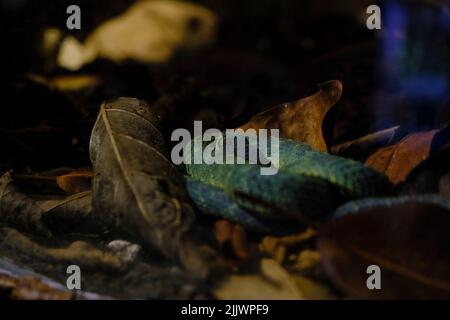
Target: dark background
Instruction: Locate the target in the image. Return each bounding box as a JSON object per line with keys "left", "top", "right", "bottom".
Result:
{"left": 1, "top": 0, "right": 449, "bottom": 172}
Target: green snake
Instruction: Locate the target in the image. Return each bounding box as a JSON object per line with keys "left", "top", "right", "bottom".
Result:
{"left": 185, "top": 135, "right": 392, "bottom": 233}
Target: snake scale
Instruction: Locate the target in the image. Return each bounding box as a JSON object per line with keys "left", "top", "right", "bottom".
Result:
{"left": 185, "top": 134, "right": 392, "bottom": 233}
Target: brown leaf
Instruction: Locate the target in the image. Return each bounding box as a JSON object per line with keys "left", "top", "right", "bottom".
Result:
{"left": 214, "top": 258, "right": 335, "bottom": 300}
{"left": 0, "top": 273, "right": 74, "bottom": 300}
{"left": 90, "top": 97, "right": 219, "bottom": 278}
{"left": 36, "top": 191, "right": 97, "bottom": 234}
{"left": 230, "top": 225, "right": 250, "bottom": 261}
{"left": 56, "top": 170, "right": 93, "bottom": 195}
{"left": 1, "top": 171, "right": 95, "bottom": 235}
{"left": 1, "top": 227, "right": 123, "bottom": 271}
{"left": 214, "top": 220, "right": 253, "bottom": 268}
{"left": 58, "top": 0, "right": 217, "bottom": 70}
{"left": 365, "top": 127, "right": 450, "bottom": 184}
{"left": 290, "top": 249, "right": 322, "bottom": 273}
{"left": 0, "top": 172, "right": 51, "bottom": 237}
{"left": 260, "top": 229, "right": 317, "bottom": 265}
{"left": 399, "top": 144, "right": 450, "bottom": 197}
{"left": 319, "top": 203, "right": 450, "bottom": 299}
{"left": 12, "top": 167, "right": 92, "bottom": 195}
{"left": 12, "top": 168, "right": 73, "bottom": 195}
{"left": 331, "top": 126, "right": 400, "bottom": 161}
{"left": 239, "top": 80, "right": 343, "bottom": 151}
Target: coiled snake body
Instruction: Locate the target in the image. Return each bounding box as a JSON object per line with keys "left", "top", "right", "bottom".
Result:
{"left": 186, "top": 136, "right": 391, "bottom": 233}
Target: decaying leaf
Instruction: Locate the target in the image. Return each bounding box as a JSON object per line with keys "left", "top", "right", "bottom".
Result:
{"left": 319, "top": 202, "right": 450, "bottom": 299}
{"left": 399, "top": 144, "right": 450, "bottom": 196}
{"left": 260, "top": 229, "right": 317, "bottom": 265}
{"left": 290, "top": 249, "right": 322, "bottom": 274}
{"left": 35, "top": 191, "right": 97, "bottom": 233}
{"left": 214, "top": 258, "right": 334, "bottom": 300}
{"left": 214, "top": 220, "right": 255, "bottom": 268}
{"left": 90, "top": 97, "right": 218, "bottom": 278}
{"left": 0, "top": 272, "right": 74, "bottom": 300}
{"left": 1, "top": 228, "right": 123, "bottom": 271}
{"left": 56, "top": 170, "right": 93, "bottom": 195}
{"left": 365, "top": 127, "right": 450, "bottom": 184}
{"left": 48, "top": 75, "right": 101, "bottom": 92}
{"left": 12, "top": 167, "right": 92, "bottom": 195}
{"left": 0, "top": 172, "right": 51, "bottom": 237}
{"left": 331, "top": 126, "right": 400, "bottom": 161}
{"left": 1, "top": 170, "right": 95, "bottom": 235}
{"left": 239, "top": 80, "right": 343, "bottom": 151}
{"left": 12, "top": 169, "right": 72, "bottom": 195}
{"left": 25, "top": 74, "right": 100, "bottom": 92}
{"left": 58, "top": 0, "right": 217, "bottom": 70}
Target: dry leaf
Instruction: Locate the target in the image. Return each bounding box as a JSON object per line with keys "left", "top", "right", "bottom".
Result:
{"left": 214, "top": 259, "right": 334, "bottom": 300}
{"left": 260, "top": 229, "right": 317, "bottom": 264}
{"left": 331, "top": 126, "right": 400, "bottom": 161}
{"left": 214, "top": 220, "right": 233, "bottom": 246}
{"left": 1, "top": 228, "right": 123, "bottom": 270}
{"left": 399, "top": 144, "right": 450, "bottom": 197}
{"left": 319, "top": 202, "right": 450, "bottom": 299}
{"left": 290, "top": 250, "right": 322, "bottom": 273}
{"left": 239, "top": 80, "right": 343, "bottom": 151}
{"left": 25, "top": 74, "right": 100, "bottom": 92}
{"left": 58, "top": 0, "right": 217, "bottom": 70}
{"left": 0, "top": 273, "right": 74, "bottom": 300}
{"left": 365, "top": 127, "right": 450, "bottom": 184}
{"left": 90, "top": 97, "right": 218, "bottom": 278}
{"left": 12, "top": 167, "right": 92, "bottom": 195}
{"left": 0, "top": 172, "right": 51, "bottom": 237}
{"left": 56, "top": 170, "right": 93, "bottom": 195}
{"left": 214, "top": 220, "right": 253, "bottom": 268}
{"left": 90, "top": 97, "right": 194, "bottom": 258}
{"left": 0, "top": 170, "right": 97, "bottom": 236}
{"left": 49, "top": 75, "right": 100, "bottom": 92}
{"left": 36, "top": 191, "right": 97, "bottom": 234}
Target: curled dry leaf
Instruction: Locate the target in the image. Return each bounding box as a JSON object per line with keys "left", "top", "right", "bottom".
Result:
{"left": 290, "top": 249, "right": 322, "bottom": 274}
{"left": 365, "top": 126, "right": 450, "bottom": 184}
{"left": 56, "top": 170, "right": 93, "bottom": 195}
{"left": 12, "top": 167, "right": 92, "bottom": 195}
{"left": 239, "top": 80, "right": 343, "bottom": 151}
{"left": 36, "top": 191, "right": 97, "bottom": 233}
{"left": 1, "top": 227, "right": 123, "bottom": 271}
{"left": 214, "top": 220, "right": 254, "bottom": 269}
{"left": 214, "top": 258, "right": 335, "bottom": 300}
{"left": 0, "top": 272, "right": 74, "bottom": 300}
{"left": 331, "top": 126, "right": 400, "bottom": 161}
{"left": 58, "top": 0, "right": 217, "bottom": 70}
{"left": 319, "top": 202, "right": 450, "bottom": 299}
{"left": 1, "top": 171, "right": 95, "bottom": 235}
{"left": 12, "top": 168, "right": 73, "bottom": 195}
{"left": 0, "top": 172, "right": 51, "bottom": 237}
{"left": 48, "top": 75, "right": 101, "bottom": 92}
{"left": 399, "top": 144, "right": 450, "bottom": 197}
{"left": 25, "top": 74, "right": 101, "bottom": 92}
{"left": 90, "top": 97, "right": 218, "bottom": 278}
{"left": 260, "top": 229, "right": 317, "bottom": 265}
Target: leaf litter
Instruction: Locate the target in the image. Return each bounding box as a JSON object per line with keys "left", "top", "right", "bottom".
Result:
{"left": 2, "top": 0, "right": 450, "bottom": 300}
